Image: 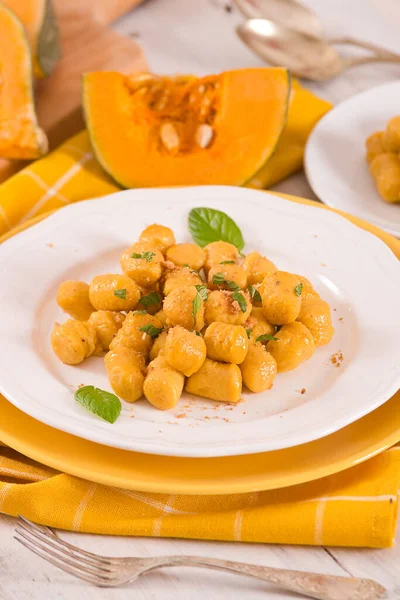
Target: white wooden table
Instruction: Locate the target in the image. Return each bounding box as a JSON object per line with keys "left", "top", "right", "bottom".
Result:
{"left": 1, "top": 0, "right": 400, "bottom": 598}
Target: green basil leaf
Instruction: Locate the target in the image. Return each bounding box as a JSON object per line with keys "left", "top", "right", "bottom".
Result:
{"left": 195, "top": 330, "right": 203, "bottom": 337}
{"left": 246, "top": 328, "right": 253, "bottom": 339}
{"left": 220, "top": 260, "right": 235, "bottom": 265}
{"left": 232, "top": 291, "right": 247, "bottom": 313}
{"left": 195, "top": 285, "right": 208, "bottom": 301}
{"left": 114, "top": 288, "right": 127, "bottom": 300}
{"left": 192, "top": 292, "right": 202, "bottom": 327}
{"left": 139, "top": 324, "right": 164, "bottom": 339}
{"left": 131, "top": 251, "right": 155, "bottom": 263}
{"left": 75, "top": 386, "right": 121, "bottom": 424}
{"left": 256, "top": 334, "right": 279, "bottom": 343}
{"left": 188, "top": 207, "right": 245, "bottom": 251}
{"left": 140, "top": 291, "right": 161, "bottom": 307}
{"left": 212, "top": 272, "right": 225, "bottom": 286}
{"left": 248, "top": 285, "right": 262, "bottom": 303}
{"left": 227, "top": 280, "right": 240, "bottom": 292}
{"left": 294, "top": 283, "right": 303, "bottom": 297}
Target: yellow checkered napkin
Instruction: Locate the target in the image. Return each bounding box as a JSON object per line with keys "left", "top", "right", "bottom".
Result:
{"left": 0, "top": 446, "right": 399, "bottom": 547}
{"left": 0, "top": 83, "right": 399, "bottom": 547}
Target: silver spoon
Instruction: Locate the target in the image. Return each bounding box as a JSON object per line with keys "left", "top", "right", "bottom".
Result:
{"left": 237, "top": 19, "right": 400, "bottom": 81}
{"left": 234, "top": 0, "right": 399, "bottom": 59}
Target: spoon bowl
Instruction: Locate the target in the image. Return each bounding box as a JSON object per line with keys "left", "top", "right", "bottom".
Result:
{"left": 233, "top": 0, "right": 322, "bottom": 38}
{"left": 237, "top": 19, "right": 344, "bottom": 81}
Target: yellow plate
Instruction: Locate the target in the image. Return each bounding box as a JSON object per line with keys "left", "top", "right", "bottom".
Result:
{"left": 0, "top": 391, "right": 399, "bottom": 494}
{"left": 1, "top": 194, "right": 399, "bottom": 494}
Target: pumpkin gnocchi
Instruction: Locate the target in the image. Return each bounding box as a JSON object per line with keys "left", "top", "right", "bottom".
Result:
{"left": 366, "top": 117, "right": 400, "bottom": 203}
{"left": 52, "top": 213, "right": 334, "bottom": 416}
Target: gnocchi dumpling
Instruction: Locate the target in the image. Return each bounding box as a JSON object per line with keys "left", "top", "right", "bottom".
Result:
{"left": 246, "top": 307, "right": 276, "bottom": 342}
{"left": 164, "top": 326, "right": 206, "bottom": 376}
{"left": 297, "top": 299, "right": 334, "bottom": 347}
{"left": 88, "top": 310, "right": 125, "bottom": 356}
{"left": 110, "top": 311, "right": 163, "bottom": 358}
{"left": 162, "top": 264, "right": 203, "bottom": 296}
{"left": 89, "top": 274, "right": 140, "bottom": 311}
{"left": 205, "top": 290, "right": 251, "bottom": 325}
{"left": 51, "top": 319, "right": 96, "bottom": 365}
{"left": 149, "top": 330, "right": 168, "bottom": 361}
{"left": 383, "top": 116, "right": 400, "bottom": 153}
{"left": 165, "top": 243, "right": 205, "bottom": 271}
{"left": 241, "top": 342, "right": 277, "bottom": 392}
{"left": 207, "top": 263, "right": 247, "bottom": 291}
{"left": 144, "top": 355, "right": 185, "bottom": 410}
{"left": 139, "top": 224, "right": 176, "bottom": 255}
{"left": 203, "top": 241, "right": 239, "bottom": 273}
{"left": 204, "top": 322, "right": 248, "bottom": 364}
{"left": 365, "top": 131, "right": 385, "bottom": 163}
{"left": 242, "top": 251, "right": 276, "bottom": 285}
{"left": 185, "top": 358, "right": 242, "bottom": 403}
{"left": 267, "top": 321, "right": 315, "bottom": 372}
{"left": 105, "top": 347, "right": 146, "bottom": 402}
{"left": 56, "top": 280, "right": 94, "bottom": 321}
{"left": 163, "top": 285, "right": 205, "bottom": 331}
{"left": 260, "top": 271, "right": 302, "bottom": 325}
{"left": 120, "top": 242, "right": 163, "bottom": 287}
{"left": 369, "top": 153, "right": 400, "bottom": 203}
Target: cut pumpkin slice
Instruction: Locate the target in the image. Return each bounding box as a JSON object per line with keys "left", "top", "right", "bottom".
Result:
{"left": 3, "top": 0, "right": 61, "bottom": 78}
{"left": 83, "top": 68, "right": 290, "bottom": 188}
{"left": 0, "top": 3, "right": 48, "bottom": 159}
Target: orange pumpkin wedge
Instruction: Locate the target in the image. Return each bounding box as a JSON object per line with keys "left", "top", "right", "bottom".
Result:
{"left": 0, "top": 3, "right": 48, "bottom": 159}
{"left": 3, "top": 0, "right": 61, "bottom": 78}
{"left": 83, "top": 68, "right": 290, "bottom": 188}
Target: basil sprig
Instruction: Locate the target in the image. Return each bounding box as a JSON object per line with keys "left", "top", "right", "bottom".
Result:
{"left": 131, "top": 251, "right": 156, "bottom": 263}
{"left": 232, "top": 292, "right": 247, "bottom": 313}
{"left": 140, "top": 291, "right": 161, "bottom": 307}
{"left": 75, "top": 386, "right": 121, "bottom": 424}
{"left": 188, "top": 207, "right": 245, "bottom": 252}
{"left": 294, "top": 283, "right": 303, "bottom": 297}
{"left": 256, "top": 334, "right": 279, "bottom": 343}
{"left": 114, "top": 288, "right": 127, "bottom": 299}
{"left": 140, "top": 324, "right": 164, "bottom": 339}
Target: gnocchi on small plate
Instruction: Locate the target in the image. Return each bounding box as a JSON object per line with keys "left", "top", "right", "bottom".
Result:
{"left": 0, "top": 186, "right": 398, "bottom": 457}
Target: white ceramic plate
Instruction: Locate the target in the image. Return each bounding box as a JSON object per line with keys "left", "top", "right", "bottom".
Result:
{"left": 0, "top": 186, "right": 399, "bottom": 457}
{"left": 305, "top": 81, "right": 400, "bottom": 238}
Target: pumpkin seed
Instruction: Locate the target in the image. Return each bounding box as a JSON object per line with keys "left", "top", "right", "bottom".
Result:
{"left": 160, "top": 123, "right": 180, "bottom": 152}
{"left": 195, "top": 124, "right": 214, "bottom": 148}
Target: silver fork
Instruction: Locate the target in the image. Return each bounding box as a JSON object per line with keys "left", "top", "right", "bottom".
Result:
{"left": 14, "top": 517, "right": 387, "bottom": 600}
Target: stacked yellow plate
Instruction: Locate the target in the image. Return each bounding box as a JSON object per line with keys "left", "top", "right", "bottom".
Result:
{"left": 0, "top": 186, "right": 399, "bottom": 497}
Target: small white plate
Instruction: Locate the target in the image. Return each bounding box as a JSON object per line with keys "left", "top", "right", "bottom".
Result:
{"left": 0, "top": 186, "right": 399, "bottom": 457}
{"left": 305, "top": 81, "right": 400, "bottom": 237}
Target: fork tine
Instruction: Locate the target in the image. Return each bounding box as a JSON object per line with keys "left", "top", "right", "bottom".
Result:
{"left": 18, "top": 517, "right": 115, "bottom": 565}
{"left": 14, "top": 535, "right": 117, "bottom": 587}
{"left": 16, "top": 520, "right": 116, "bottom": 571}
{"left": 15, "top": 527, "right": 116, "bottom": 582}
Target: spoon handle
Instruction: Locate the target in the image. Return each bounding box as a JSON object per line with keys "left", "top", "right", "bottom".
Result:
{"left": 343, "top": 54, "right": 400, "bottom": 70}
{"left": 330, "top": 37, "right": 400, "bottom": 59}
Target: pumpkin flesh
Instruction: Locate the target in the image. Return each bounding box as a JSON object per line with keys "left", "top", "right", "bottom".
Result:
{"left": 83, "top": 68, "right": 290, "bottom": 188}
{"left": 0, "top": 4, "right": 48, "bottom": 159}
{"left": 3, "top": 0, "right": 61, "bottom": 78}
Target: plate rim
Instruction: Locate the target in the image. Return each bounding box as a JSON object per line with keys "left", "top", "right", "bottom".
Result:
{"left": 0, "top": 186, "right": 399, "bottom": 457}
{"left": 304, "top": 80, "right": 400, "bottom": 237}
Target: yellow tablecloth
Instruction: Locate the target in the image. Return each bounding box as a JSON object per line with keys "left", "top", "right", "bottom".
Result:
{"left": 0, "top": 83, "right": 399, "bottom": 548}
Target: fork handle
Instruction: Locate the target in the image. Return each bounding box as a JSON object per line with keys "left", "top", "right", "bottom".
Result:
{"left": 140, "top": 556, "right": 386, "bottom": 600}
